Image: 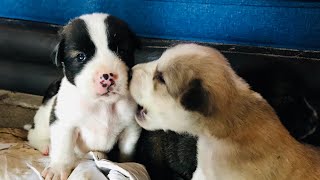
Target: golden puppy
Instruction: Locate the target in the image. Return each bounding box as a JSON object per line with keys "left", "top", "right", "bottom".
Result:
{"left": 130, "top": 44, "right": 320, "bottom": 180}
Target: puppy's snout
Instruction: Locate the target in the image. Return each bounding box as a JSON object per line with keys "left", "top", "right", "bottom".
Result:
{"left": 129, "top": 67, "right": 147, "bottom": 95}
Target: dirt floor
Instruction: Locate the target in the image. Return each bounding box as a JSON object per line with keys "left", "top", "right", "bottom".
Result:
{"left": 0, "top": 90, "right": 41, "bottom": 128}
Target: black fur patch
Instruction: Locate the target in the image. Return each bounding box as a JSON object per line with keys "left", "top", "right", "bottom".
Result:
{"left": 49, "top": 98, "right": 58, "bottom": 125}
{"left": 105, "top": 15, "right": 138, "bottom": 68}
{"left": 42, "top": 78, "right": 62, "bottom": 104}
{"left": 133, "top": 130, "right": 197, "bottom": 180}
{"left": 55, "top": 19, "right": 96, "bottom": 85}
{"left": 181, "top": 79, "right": 213, "bottom": 116}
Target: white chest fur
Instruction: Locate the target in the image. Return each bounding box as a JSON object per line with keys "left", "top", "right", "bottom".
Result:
{"left": 55, "top": 78, "right": 136, "bottom": 152}
{"left": 193, "top": 136, "right": 246, "bottom": 180}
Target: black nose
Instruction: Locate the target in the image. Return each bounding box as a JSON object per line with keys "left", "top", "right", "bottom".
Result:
{"left": 128, "top": 69, "right": 133, "bottom": 82}
{"left": 102, "top": 74, "right": 109, "bottom": 80}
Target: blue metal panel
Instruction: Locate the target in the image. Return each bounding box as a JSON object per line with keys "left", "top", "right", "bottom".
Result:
{"left": 0, "top": 0, "right": 319, "bottom": 50}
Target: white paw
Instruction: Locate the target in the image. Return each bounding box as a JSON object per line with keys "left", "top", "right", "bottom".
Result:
{"left": 41, "top": 163, "right": 73, "bottom": 180}
{"left": 27, "top": 131, "right": 50, "bottom": 155}
{"left": 38, "top": 144, "right": 50, "bottom": 156}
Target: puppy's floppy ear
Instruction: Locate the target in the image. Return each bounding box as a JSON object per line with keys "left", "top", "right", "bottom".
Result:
{"left": 180, "top": 79, "right": 214, "bottom": 116}
{"left": 51, "top": 38, "right": 65, "bottom": 67}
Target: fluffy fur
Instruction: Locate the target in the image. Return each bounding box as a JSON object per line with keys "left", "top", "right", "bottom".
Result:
{"left": 133, "top": 130, "right": 197, "bottom": 180}
{"left": 130, "top": 44, "right": 320, "bottom": 180}
{"left": 25, "top": 13, "right": 140, "bottom": 180}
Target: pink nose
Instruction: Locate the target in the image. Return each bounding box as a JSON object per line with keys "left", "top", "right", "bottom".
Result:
{"left": 101, "top": 73, "right": 115, "bottom": 87}
{"left": 95, "top": 73, "right": 117, "bottom": 95}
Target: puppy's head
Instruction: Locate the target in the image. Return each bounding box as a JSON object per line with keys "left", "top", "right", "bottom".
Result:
{"left": 53, "top": 13, "right": 138, "bottom": 102}
{"left": 130, "top": 44, "right": 246, "bottom": 134}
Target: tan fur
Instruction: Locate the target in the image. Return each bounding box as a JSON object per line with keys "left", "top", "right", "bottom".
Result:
{"left": 130, "top": 44, "right": 320, "bottom": 180}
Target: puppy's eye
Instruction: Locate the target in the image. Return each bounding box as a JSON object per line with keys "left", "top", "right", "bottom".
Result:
{"left": 154, "top": 71, "right": 165, "bottom": 84}
{"left": 76, "top": 52, "right": 86, "bottom": 62}
{"left": 117, "top": 47, "right": 126, "bottom": 55}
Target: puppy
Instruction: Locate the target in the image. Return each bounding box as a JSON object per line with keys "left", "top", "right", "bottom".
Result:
{"left": 130, "top": 44, "right": 320, "bottom": 180}
{"left": 25, "top": 13, "right": 141, "bottom": 179}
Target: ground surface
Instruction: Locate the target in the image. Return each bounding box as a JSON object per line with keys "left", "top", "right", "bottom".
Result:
{"left": 0, "top": 90, "right": 41, "bottom": 128}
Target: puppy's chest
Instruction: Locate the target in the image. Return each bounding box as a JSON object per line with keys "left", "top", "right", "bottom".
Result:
{"left": 79, "top": 103, "right": 123, "bottom": 134}
{"left": 196, "top": 137, "right": 247, "bottom": 180}
{"left": 57, "top": 97, "right": 125, "bottom": 133}
{"left": 78, "top": 103, "right": 125, "bottom": 151}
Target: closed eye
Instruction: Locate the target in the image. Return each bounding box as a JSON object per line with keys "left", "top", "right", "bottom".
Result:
{"left": 154, "top": 71, "right": 165, "bottom": 84}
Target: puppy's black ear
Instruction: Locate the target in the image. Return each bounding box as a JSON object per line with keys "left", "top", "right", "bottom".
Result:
{"left": 180, "top": 79, "right": 214, "bottom": 116}
{"left": 51, "top": 39, "right": 65, "bottom": 67}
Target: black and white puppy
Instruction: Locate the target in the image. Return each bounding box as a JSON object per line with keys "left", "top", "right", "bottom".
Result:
{"left": 24, "top": 13, "right": 140, "bottom": 179}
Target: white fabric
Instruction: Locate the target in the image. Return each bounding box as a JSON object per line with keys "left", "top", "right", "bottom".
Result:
{"left": 28, "top": 152, "right": 150, "bottom": 180}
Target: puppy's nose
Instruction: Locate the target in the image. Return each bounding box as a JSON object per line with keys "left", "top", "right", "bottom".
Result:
{"left": 95, "top": 73, "right": 118, "bottom": 95}
{"left": 99, "top": 73, "right": 116, "bottom": 88}
{"left": 102, "top": 74, "right": 109, "bottom": 80}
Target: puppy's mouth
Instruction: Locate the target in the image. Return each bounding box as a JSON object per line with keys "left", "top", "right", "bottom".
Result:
{"left": 136, "top": 104, "right": 147, "bottom": 121}
{"left": 101, "top": 85, "right": 118, "bottom": 96}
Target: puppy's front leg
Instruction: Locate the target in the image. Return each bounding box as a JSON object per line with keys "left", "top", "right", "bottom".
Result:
{"left": 118, "top": 124, "right": 141, "bottom": 162}
{"left": 42, "top": 124, "right": 78, "bottom": 180}
{"left": 192, "top": 167, "right": 207, "bottom": 180}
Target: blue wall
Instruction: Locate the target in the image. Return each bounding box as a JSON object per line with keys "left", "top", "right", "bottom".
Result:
{"left": 0, "top": 0, "right": 319, "bottom": 50}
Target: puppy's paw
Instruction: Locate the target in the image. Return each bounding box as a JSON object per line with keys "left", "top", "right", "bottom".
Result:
{"left": 41, "top": 163, "right": 73, "bottom": 180}
{"left": 39, "top": 145, "right": 50, "bottom": 156}
{"left": 27, "top": 134, "right": 50, "bottom": 155}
